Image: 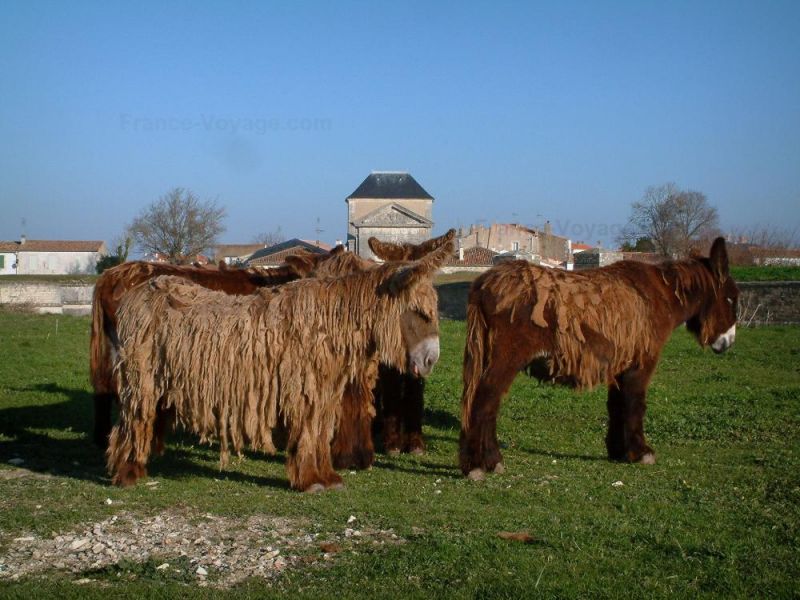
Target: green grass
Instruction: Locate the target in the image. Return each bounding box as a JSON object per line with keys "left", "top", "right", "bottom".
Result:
{"left": 0, "top": 312, "right": 799, "bottom": 598}
{"left": 730, "top": 265, "right": 800, "bottom": 281}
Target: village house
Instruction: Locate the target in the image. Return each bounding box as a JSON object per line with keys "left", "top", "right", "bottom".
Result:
{"left": 246, "top": 239, "right": 332, "bottom": 269}
{"left": 346, "top": 172, "right": 434, "bottom": 259}
{"left": 456, "top": 222, "right": 572, "bottom": 268}
{"left": 0, "top": 236, "right": 107, "bottom": 275}
{"left": 213, "top": 243, "right": 267, "bottom": 266}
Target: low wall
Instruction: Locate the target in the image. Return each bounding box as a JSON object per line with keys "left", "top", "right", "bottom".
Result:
{"left": 0, "top": 281, "right": 94, "bottom": 315}
{"left": 0, "top": 279, "right": 797, "bottom": 325}
{"left": 738, "top": 281, "right": 800, "bottom": 325}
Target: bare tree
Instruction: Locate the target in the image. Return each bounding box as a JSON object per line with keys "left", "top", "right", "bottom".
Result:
{"left": 618, "top": 183, "right": 719, "bottom": 258}
{"left": 252, "top": 227, "right": 285, "bottom": 248}
{"left": 128, "top": 188, "right": 226, "bottom": 263}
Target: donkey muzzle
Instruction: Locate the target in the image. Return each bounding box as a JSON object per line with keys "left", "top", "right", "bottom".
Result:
{"left": 711, "top": 324, "right": 736, "bottom": 354}
{"left": 409, "top": 336, "right": 440, "bottom": 378}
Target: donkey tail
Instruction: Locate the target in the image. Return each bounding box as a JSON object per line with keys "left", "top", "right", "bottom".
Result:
{"left": 90, "top": 280, "right": 118, "bottom": 448}
{"left": 461, "top": 293, "right": 489, "bottom": 432}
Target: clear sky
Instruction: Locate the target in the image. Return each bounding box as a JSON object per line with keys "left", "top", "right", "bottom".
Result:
{"left": 1, "top": 0, "right": 798, "bottom": 248}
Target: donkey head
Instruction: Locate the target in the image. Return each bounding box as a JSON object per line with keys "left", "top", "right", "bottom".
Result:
{"left": 283, "top": 245, "right": 348, "bottom": 278}
{"left": 686, "top": 237, "right": 739, "bottom": 353}
{"left": 377, "top": 239, "right": 454, "bottom": 377}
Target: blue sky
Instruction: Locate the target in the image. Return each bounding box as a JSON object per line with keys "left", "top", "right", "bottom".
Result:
{"left": 1, "top": 0, "right": 798, "bottom": 248}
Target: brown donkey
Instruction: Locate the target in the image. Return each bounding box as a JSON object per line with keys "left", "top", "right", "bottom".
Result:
{"left": 284, "top": 229, "right": 456, "bottom": 468}
{"left": 107, "top": 240, "right": 453, "bottom": 492}
{"left": 90, "top": 261, "right": 299, "bottom": 449}
{"left": 459, "top": 238, "right": 738, "bottom": 480}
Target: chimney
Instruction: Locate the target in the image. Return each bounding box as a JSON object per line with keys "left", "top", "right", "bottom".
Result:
{"left": 19, "top": 234, "right": 26, "bottom": 245}
{"left": 544, "top": 221, "right": 552, "bottom": 235}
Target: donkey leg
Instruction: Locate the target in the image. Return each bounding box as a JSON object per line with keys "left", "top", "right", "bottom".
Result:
{"left": 152, "top": 401, "right": 176, "bottom": 456}
{"left": 402, "top": 374, "right": 426, "bottom": 455}
{"left": 379, "top": 367, "right": 404, "bottom": 456}
{"left": 619, "top": 368, "right": 656, "bottom": 464}
{"left": 606, "top": 382, "right": 627, "bottom": 461}
{"left": 286, "top": 419, "right": 336, "bottom": 493}
{"left": 459, "top": 366, "right": 517, "bottom": 477}
{"left": 331, "top": 382, "right": 360, "bottom": 470}
{"left": 107, "top": 404, "right": 156, "bottom": 487}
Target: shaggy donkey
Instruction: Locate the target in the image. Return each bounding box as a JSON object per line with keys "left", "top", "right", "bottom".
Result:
{"left": 90, "top": 260, "right": 299, "bottom": 448}
{"left": 284, "top": 229, "right": 456, "bottom": 468}
{"left": 460, "top": 238, "right": 738, "bottom": 480}
{"left": 107, "top": 241, "right": 452, "bottom": 492}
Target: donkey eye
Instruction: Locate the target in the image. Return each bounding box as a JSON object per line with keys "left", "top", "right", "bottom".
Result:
{"left": 416, "top": 310, "right": 432, "bottom": 323}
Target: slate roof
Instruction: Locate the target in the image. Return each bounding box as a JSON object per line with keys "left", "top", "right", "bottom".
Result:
{"left": 347, "top": 172, "right": 433, "bottom": 201}
{"left": 0, "top": 239, "right": 105, "bottom": 253}
{"left": 247, "top": 239, "right": 330, "bottom": 267}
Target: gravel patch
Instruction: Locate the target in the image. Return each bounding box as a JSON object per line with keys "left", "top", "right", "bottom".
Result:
{"left": 0, "top": 509, "right": 404, "bottom": 588}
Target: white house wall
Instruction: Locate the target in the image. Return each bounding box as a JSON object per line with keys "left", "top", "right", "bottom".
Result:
{"left": 15, "top": 251, "right": 101, "bottom": 275}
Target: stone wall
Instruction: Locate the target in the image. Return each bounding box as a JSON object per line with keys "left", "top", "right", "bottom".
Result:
{"left": 738, "top": 281, "right": 800, "bottom": 325}
{"left": 0, "top": 281, "right": 94, "bottom": 315}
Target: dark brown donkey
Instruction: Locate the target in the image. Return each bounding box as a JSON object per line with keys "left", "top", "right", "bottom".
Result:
{"left": 459, "top": 238, "right": 738, "bottom": 480}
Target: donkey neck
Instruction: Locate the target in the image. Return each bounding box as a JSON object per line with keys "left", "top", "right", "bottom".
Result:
{"left": 658, "top": 260, "right": 718, "bottom": 327}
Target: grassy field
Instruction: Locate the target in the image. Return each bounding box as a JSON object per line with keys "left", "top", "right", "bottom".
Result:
{"left": 0, "top": 312, "right": 798, "bottom": 598}
{"left": 729, "top": 265, "right": 800, "bottom": 282}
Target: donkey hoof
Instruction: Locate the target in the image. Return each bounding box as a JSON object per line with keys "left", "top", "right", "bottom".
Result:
{"left": 409, "top": 447, "right": 425, "bottom": 457}
{"left": 386, "top": 448, "right": 401, "bottom": 457}
{"left": 326, "top": 481, "right": 345, "bottom": 491}
{"left": 467, "top": 468, "right": 486, "bottom": 481}
{"left": 638, "top": 453, "right": 656, "bottom": 465}
{"left": 304, "top": 483, "right": 326, "bottom": 494}
{"left": 492, "top": 462, "right": 506, "bottom": 474}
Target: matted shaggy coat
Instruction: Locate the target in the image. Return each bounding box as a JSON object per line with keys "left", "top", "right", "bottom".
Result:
{"left": 285, "top": 229, "right": 457, "bottom": 468}
{"left": 90, "top": 260, "right": 298, "bottom": 448}
{"left": 107, "top": 242, "right": 452, "bottom": 492}
{"left": 459, "top": 238, "right": 739, "bottom": 479}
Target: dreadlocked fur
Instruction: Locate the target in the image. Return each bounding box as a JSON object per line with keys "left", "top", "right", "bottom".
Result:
{"left": 460, "top": 238, "right": 738, "bottom": 477}
{"left": 107, "top": 244, "right": 449, "bottom": 492}
{"left": 90, "top": 260, "right": 299, "bottom": 448}
{"left": 284, "top": 230, "right": 456, "bottom": 467}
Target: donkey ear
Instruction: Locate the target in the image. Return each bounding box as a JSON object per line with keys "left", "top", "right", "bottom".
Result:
{"left": 405, "top": 228, "right": 458, "bottom": 261}
{"left": 330, "top": 244, "right": 346, "bottom": 256}
{"left": 284, "top": 251, "right": 326, "bottom": 277}
{"left": 384, "top": 238, "right": 455, "bottom": 294}
{"left": 709, "top": 237, "right": 729, "bottom": 281}
{"left": 368, "top": 237, "right": 407, "bottom": 261}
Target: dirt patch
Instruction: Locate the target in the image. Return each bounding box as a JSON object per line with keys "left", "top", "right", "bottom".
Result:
{"left": 0, "top": 509, "right": 403, "bottom": 588}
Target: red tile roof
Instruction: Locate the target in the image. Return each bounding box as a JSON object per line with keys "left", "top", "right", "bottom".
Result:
{"left": 446, "top": 247, "right": 497, "bottom": 267}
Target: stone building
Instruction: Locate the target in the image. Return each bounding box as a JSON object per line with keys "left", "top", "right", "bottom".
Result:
{"left": 346, "top": 172, "right": 433, "bottom": 259}
{"left": 456, "top": 222, "right": 571, "bottom": 266}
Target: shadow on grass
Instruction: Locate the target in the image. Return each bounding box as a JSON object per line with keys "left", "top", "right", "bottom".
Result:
{"left": 0, "top": 384, "right": 291, "bottom": 490}
{"left": 0, "top": 383, "right": 462, "bottom": 489}
{"left": 371, "top": 458, "right": 461, "bottom": 479}
{"left": 423, "top": 407, "right": 460, "bottom": 430}
{"left": 520, "top": 445, "right": 607, "bottom": 462}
